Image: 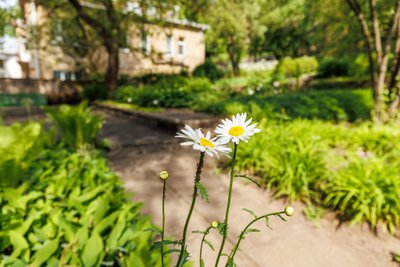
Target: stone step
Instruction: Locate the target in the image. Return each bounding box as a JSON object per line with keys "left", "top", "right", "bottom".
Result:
{"left": 95, "top": 102, "right": 220, "bottom": 132}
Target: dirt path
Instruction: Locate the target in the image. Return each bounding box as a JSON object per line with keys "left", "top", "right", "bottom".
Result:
{"left": 100, "top": 113, "right": 400, "bottom": 267}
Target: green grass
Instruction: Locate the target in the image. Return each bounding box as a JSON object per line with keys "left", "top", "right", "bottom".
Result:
{"left": 99, "top": 100, "right": 164, "bottom": 112}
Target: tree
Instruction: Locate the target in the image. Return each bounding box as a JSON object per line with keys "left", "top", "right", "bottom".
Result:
{"left": 344, "top": 0, "right": 400, "bottom": 119}
{"left": 35, "top": 0, "right": 176, "bottom": 96}
{"left": 206, "top": 0, "right": 265, "bottom": 76}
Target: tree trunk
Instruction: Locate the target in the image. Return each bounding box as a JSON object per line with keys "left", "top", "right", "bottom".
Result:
{"left": 388, "top": 24, "right": 400, "bottom": 96}
{"left": 105, "top": 41, "right": 119, "bottom": 97}
{"left": 227, "top": 35, "right": 241, "bottom": 76}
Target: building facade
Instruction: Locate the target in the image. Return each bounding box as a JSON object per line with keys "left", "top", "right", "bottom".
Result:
{"left": 13, "top": 1, "right": 207, "bottom": 81}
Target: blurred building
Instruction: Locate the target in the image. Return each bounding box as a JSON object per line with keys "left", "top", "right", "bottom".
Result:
{"left": 9, "top": 1, "right": 207, "bottom": 81}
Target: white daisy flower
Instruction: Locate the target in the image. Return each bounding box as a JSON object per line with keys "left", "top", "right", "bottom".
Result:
{"left": 215, "top": 113, "right": 261, "bottom": 144}
{"left": 176, "top": 125, "right": 231, "bottom": 157}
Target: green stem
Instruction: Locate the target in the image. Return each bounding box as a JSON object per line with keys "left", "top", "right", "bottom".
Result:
{"left": 161, "top": 179, "right": 166, "bottom": 267}
{"left": 215, "top": 143, "right": 238, "bottom": 267}
{"left": 199, "top": 226, "right": 213, "bottom": 267}
{"left": 176, "top": 152, "right": 205, "bottom": 266}
{"left": 226, "top": 211, "right": 285, "bottom": 265}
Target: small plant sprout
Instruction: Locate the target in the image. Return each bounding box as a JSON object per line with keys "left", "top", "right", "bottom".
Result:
{"left": 159, "top": 171, "right": 169, "bottom": 266}
{"left": 194, "top": 221, "right": 219, "bottom": 267}
{"left": 154, "top": 113, "right": 292, "bottom": 267}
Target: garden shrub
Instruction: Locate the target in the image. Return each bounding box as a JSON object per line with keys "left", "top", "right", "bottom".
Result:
{"left": 192, "top": 59, "right": 225, "bottom": 81}
{"left": 83, "top": 82, "right": 108, "bottom": 101}
{"left": 114, "top": 77, "right": 213, "bottom": 108}
{"left": 349, "top": 54, "right": 370, "bottom": 78}
{"left": 0, "top": 148, "right": 164, "bottom": 266}
{"left": 318, "top": 58, "right": 350, "bottom": 77}
{"left": 275, "top": 56, "right": 319, "bottom": 81}
{"left": 46, "top": 102, "right": 103, "bottom": 150}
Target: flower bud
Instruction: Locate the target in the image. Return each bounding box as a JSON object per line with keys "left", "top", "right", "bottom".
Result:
{"left": 159, "top": 171, "right": 169, "bottom": 180}
{"left": 211, "top": 221, "right": 219, "bottom": 228}
{"left": 284, "top": 206, "right": 294, "bottom": 217}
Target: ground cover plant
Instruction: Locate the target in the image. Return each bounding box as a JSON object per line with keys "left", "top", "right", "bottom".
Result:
{"left": 195, "top": 89, "right": 372, "bottom": 122}
{"left": 46, "top": 101, "right": 103, "bottom": 150}
{"left": 0, "top": 106, "right": 164, "bottom": 266}
{"left": 235, "top": 119, "right": 400, "bottom": 233}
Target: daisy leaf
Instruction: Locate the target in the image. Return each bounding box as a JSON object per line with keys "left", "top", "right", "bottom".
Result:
{"left": 196, "top": 181, "right": 209, "bottom": 202}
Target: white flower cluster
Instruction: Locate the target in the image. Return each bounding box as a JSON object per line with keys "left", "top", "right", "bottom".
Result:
{"left": 176, "top": 113, "right": 260, "bottom": 157}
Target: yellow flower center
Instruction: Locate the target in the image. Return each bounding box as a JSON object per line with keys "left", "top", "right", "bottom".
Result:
{"left": 229, "top": 126, "right": 245, "bottom": 137}
{"left": 200, "top": 138, "right": 215, "bottom": 148}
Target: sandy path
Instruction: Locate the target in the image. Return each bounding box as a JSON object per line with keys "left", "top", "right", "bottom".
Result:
{"left": 100, "top": 114, "right": 400, "bottom": 267}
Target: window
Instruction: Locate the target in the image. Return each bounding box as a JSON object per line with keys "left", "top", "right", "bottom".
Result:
{"left": 53, "top": 71, "right": 79, "bottom": 81}
{"left": 141, "top": 32, "right": 150, "bottom": 55}
{"left": 0, "top": 60, "right": 4, "bottom": 69}
{"left": 178, "top": 37, "right": 185, "bottom": 57}
{"left": 166, "top": 35, "right": 174, "bottom": 57}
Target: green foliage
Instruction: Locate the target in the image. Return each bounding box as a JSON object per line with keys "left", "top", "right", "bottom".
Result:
{"left": 323, "top": 156, "right": 400, "bottom": 233}
{"left": 349, "top": 54, "right": 370, "bottom": 78}
{"left": 235, "top": 119, "right": 400, "bottom": 231}
{"left": 115, "top": 77, "right": 212, "bottom": 108}
{"left": 318, "top": 58, "right": 350, "bottom": 78}
{"left": 198, "top": 89, "right": 372, "bottom": 122}
{"left": 0, "top": 148, "right": 165, "bottom": 266}
{"left": 0, "top": 123, "right": 53, "bottom": 187}
{"left": 275, "top": 56, "right": 319, "bottom": 81}
{"left": 303, "top": 204, "right": 325, "bottom": 223}
{"left": 46, "top": 102, "right": 103, "bottom": 150}
{"left": 83, "top": 82, "right": 108, "bottom": 101}
{"left": 192, "top": 59, "right": 225, "bottom": 81}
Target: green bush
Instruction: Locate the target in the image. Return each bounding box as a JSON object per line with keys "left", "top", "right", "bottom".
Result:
{"left": 349, "top": 54, "right": 370, "bottom": 78}
{"left": 318, "top": 58, "right": 350, "bottom": 77}
{"left": 46, "top": 102, "right": 103, "bottom": 150}
{"left": 115, "top": 77, "right": 213, "bottom": 108}
{"left": 83, "top": 82, "right": 108, "bottom": 101}
{"left": 275, "top": 56, "right": 319, "bottom": 81}
{"left": 0, "top": 149, "right": 164, "bottom": 266}
{"left": 192, "top": 59, "right": 225, "bottom": 81}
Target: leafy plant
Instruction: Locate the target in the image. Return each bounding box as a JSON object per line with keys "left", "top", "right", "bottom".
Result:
{"left": 323, "top": 156, "right": 400, "bottom": 233}
{"left": 46, "top": 102, "right": 103, "bottom": 150}
{"left": 318, "top": 57, "right": 350, "bottom": 78}
{"left": 235, "top": 119, "right": 400, "bottom": 232}
{"left": 0, "top": 148, "right": 165, "bottom": 266}
{"left": 0, "top": 122, "right": 52, "bottom": 186}
{"left": 192, "top": 59, "right": 225, "bottom": 81}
